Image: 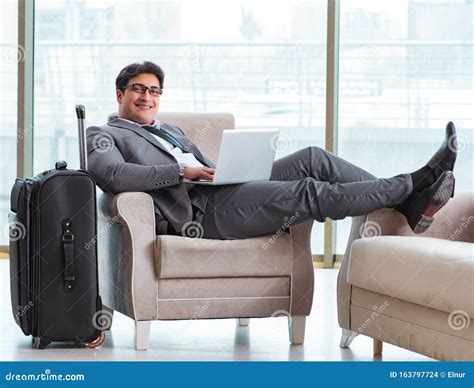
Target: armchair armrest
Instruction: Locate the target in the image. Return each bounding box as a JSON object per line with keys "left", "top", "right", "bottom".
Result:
{"left": 337, "top": 215, "right": 368, "bottom": 329}
{"left": 337, "top": 191, "right": 474, "bottom": 330}
{"left": 289, "top": 220, "right": 315, "bottom": 316}
{"left": 97, "top": 191, "right": 158, "bottom": 321}
{"left": 363, "top": 191, "right": 474, "bottom": 242}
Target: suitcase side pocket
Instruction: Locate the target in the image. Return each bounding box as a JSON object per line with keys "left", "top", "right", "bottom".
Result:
{"left": 9, "top": 180, "right": 33, "bottom": 335}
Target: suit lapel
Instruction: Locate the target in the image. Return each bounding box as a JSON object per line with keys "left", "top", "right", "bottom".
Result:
{"left": 108, "top": 117, "right": 171, "bottom": 155}
{"left": 108, "top": 117, "right": 214, "bottom": 167}
{"left": 161, "top": 123, "right": 192, "bottom": 151}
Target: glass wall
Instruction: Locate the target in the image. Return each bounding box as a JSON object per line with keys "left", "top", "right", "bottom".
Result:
{"left": 6, "top": 0, "right": 470, "bottom": 256}
{"left": 34, "top": 0, "right": 328, "bottom": 253}
{"left": 337, "top": 0, "right": 473, "bottom": 252}
{"left": 0, "top": 1, "right": 18, "bottom": 246}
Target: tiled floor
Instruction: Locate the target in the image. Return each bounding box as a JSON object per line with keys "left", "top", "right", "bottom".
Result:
{"left": 0, "top": 260, "right": 430, "bottom": 361}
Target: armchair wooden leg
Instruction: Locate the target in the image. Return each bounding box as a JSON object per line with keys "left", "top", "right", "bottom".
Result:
{"left": 373, "top": 338, "right": 383, "bottom": 355}
{"left": 102, "top": 305, "right": 114, "bottom": 331}
{"left": 236, "top": 318, "right": 249, "bottom": 326}
{"left": 339, "top": 328, "right": 358, "bottom": 348}
{"left": 288, "top": 316, "right": 306, "bottom": 345}
{"left": 135, "top": 321, "right": 152, "bottom": 350}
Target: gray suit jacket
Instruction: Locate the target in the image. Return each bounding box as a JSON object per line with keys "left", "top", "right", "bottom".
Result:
{"left": 86, "top": 116, "right": 215, "bottom": 234}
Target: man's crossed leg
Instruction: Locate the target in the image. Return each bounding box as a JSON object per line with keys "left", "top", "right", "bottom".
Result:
{"left": 189, "top": 122, "right": 457, "bottom": 240}
{"left": 190, "top": 146, "right": 412, "bottom": 239}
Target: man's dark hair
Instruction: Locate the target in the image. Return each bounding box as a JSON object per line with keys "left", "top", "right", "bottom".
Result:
{"left": 115, "top": 61, "right": 165, "bottom": 91}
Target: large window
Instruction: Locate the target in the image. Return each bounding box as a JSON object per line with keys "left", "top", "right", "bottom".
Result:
{"left": 5, "top": 0, "right": 472, "bottom": 257}
{"left": 336, "top": 0, "right": 473, "bottom": 252}
{"left": 0, "top": 1, "right": 18, "bottom": 247}
{"left": 34, "top": 0, "right": 328, "bottom": 253}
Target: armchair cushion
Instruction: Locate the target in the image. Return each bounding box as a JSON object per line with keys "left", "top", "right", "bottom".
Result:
{"left": 348, "top": 236, "right": 474, "bottom": 318}
{"left": 155, "top": 233, "right": 293, "bottom": 279}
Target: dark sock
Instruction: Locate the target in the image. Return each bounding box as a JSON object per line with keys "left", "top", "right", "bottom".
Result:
{"left": 410, "top": 166, "right": 437, "bottom": 190}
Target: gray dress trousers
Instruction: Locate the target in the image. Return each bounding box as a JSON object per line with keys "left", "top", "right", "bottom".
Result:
{"left": 189, "top": 146, "right": 413, "bottom": 239}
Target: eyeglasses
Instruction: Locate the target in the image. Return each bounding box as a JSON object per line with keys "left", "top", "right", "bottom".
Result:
{"left": 123, "top": 83, "right": 163, "bottom": 97}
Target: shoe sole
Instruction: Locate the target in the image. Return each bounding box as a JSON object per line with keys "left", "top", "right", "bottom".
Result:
{"left": 413, "top": 172, "right": 455, "bottom": 234}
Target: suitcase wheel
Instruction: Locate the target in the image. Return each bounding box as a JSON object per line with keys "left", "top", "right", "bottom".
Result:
{"left": 84, "top": 331, "right": 105, "bottom": 348}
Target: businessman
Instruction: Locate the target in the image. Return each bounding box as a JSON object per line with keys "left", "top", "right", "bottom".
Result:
{"left": 86, "top": 61, "right": 457, "bottom": 239}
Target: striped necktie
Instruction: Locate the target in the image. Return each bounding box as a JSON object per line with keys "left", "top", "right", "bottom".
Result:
{"left": 142, "top": 125, "right": 209, "bottom": 167}
{"left": 143, "top": 125, "right": 185, "bottom": 150}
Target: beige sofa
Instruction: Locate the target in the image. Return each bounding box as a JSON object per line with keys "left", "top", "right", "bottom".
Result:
{"left": 96, "top": 113, "right": 315, "bottom": 349}
{"left": 337, "top": 191, "right": 474, "bottom": 361}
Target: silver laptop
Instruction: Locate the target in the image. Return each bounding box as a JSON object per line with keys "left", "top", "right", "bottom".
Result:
{"left": 184, "top": 129, "right": 280, "bottom": 185}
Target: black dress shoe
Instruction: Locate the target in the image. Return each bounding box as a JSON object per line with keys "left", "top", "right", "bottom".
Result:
{"left": 396, "top": 170, "right": 455, "bottom": 234}
{"left": 427, "top": 121, "right": 457, "bottom": 176}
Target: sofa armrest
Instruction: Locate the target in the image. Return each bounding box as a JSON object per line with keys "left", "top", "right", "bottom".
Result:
{"left": 289, "top": 220, "right": 315, "bottom": 316}
{"left": 97, "top": 191, "right": 158, "bottom": 321}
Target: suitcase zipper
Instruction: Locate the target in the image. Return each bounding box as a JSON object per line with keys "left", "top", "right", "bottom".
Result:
{"left": 27, "top": 177, "right": 41, "bottom": 337}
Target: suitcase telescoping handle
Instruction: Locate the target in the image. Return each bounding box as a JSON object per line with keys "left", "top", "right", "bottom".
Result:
{"left": 75, "top": 104, "right": 87, "bottom": 171}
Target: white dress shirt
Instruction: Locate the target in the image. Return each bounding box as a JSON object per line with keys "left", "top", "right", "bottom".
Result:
{"left": 123, "top": 118, "right": 205, "bottom": 168}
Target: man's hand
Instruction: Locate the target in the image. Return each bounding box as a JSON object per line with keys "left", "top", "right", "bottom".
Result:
{"left": 183, "top": 166, "right": 215, "bottom": 181}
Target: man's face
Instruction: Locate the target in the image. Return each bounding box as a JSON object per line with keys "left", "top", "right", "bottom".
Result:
{"left": 116, "top": 73, "right": 161, "bottom": 125}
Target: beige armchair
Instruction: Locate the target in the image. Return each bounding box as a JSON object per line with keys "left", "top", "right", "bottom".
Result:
{"left": 337, "top": 191, "right": 474, "bottom": 361}
{"left": 96, "top": 113, "right": 315, "bottom": 350}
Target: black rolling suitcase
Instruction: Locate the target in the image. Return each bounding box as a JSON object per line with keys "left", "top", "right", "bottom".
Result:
{"left": 8, "top": 105, "right": 105, "bottom": 349}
